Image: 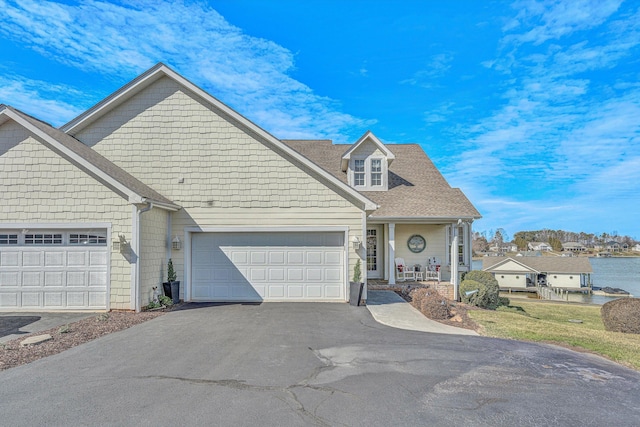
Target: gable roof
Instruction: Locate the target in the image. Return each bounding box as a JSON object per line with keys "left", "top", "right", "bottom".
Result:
{"left": 483, "top": 256, "right": 593, "bottom": 274}
{"left": 282, "top": 139, "right": 481, "bottom": 221}
{"left": 61, "top": 63, "right": 377, "bottom": 212}
{"left": 0, "top": 105, "right": 178, "bottom": 210}
{"left": 340, "top": 131, "right": 395, "bottom": 172}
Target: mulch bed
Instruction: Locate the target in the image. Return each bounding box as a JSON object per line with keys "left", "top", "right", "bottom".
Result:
{"left": 0, "top": 310, "right": 166, "bottom": 371}
{"left": 396, "top": 288, "right": 479, "bottom": 331}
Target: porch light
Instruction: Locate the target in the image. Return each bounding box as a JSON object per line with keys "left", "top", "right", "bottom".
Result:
{"left": 351, "top": 236, "right": 361, "bottom": 250}
{"left": 172, "top": 235, "right": 182, "bottom": 251}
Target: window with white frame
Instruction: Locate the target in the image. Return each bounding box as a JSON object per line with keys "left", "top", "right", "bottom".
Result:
{"left": 448, "top": 225, "right": 466, "bottom": 265}
{"left": 24, "top": 233, "right": 63, "bottom": 245}
{"left": 371, "top": 159, "right": 382, "bottom": 186}
{"left": 351, "top": 157, "right": 387, "bottom": 190}
{"left": 354, "top": 159, "right": 365, "bottom": 186}
{"left": 0, "top": 234, "right": 18, "bottom": 245}
{"left": 69, "top": 233, "right": 107, "bottom": 245}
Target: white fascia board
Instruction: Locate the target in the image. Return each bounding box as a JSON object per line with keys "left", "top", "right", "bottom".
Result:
{"left": 367, "top": 216, "right": 478, "bottom": 224}
{"left": 61, "top": 64, "right": 377, "bottom": 212}
{"left": 341, "top": 130, "right": 396, "bottom": 171}
{"left": 4, "top": 109, "right": 143, "bottom": 204}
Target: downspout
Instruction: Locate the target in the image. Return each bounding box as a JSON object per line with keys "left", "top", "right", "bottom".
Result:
{"left": 134, "top": 202, "right": 153, "bottom": 312}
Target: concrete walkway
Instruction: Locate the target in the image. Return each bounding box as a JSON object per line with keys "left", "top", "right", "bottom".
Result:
{"left": 366, "top": 290, "right": 478, "bottom": 336}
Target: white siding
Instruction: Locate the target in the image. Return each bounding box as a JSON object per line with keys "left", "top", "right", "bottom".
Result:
{"left": 394, "top": 224, "right": 448, "bottom": 280}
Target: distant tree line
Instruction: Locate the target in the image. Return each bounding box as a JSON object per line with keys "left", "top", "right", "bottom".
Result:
{"left": 473, "top": 228, "right": 637, "bottom": 253}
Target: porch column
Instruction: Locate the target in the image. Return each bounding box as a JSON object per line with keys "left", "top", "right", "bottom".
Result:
{"left": 388, "top": 223, "right": 396, "bottom": 285}
{"left": 450, "top": 221, "right": 459, "bottom": 299}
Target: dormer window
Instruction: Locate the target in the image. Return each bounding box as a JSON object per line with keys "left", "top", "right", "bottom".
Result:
{"left": 341, "top": 131, "right": 395, "bottom": 192}
{"left": 354, "top": 159, "right": 365, "bottom": 186}
{"left": 371, "top": 159, "right": 382, "bottom": 186}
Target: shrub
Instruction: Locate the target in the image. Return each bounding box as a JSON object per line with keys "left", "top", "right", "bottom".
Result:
{"left": 601, "top": 298, "right": 640, "bottom": 334}
{"left": 410, "top": 288, "right": 452, "bottom": 320}
{"left": 459, "top": 274, "right": 499, "bottom": 310}
{"left": 498, "top": 296, "right": 510, "bottom": 307}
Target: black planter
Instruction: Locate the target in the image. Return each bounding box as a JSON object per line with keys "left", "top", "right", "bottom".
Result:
{"left": 349, "top": 281, "right": 364, "bottom": 306}
{"left": 162, "top": 282, "right": 172, "bottom": 298}
{"left": 170, "top": 281, "right": 181, "bottom": 304}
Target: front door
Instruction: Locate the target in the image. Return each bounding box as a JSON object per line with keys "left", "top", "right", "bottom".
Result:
{"left": 366, "top": 226, "right": 382, "bottom": 279}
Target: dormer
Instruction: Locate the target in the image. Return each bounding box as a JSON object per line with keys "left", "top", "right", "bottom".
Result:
{"left": 341, "top": 131, "right": 395, "bottom": 191}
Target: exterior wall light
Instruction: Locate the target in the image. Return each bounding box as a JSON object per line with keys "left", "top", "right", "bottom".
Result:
{"left": 172, "top": 235, "right": 182, "bottom": 251}
{"left": 351, "top": 236, "right": 361, "bottom": 250}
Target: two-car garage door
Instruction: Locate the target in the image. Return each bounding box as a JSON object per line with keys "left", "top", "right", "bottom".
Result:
{"left": 191, "top": 232, "right": 346, "bottom": 302}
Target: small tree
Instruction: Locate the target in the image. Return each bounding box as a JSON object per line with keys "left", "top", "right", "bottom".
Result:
{"left": 167, "top": 258, "right": 177, "bottom": 283}
{"left": 353, "top": 259, "right": 362, "bottom": 283}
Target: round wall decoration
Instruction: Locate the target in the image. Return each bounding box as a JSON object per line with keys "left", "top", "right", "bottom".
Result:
{"left": 407, "top": 234, "right": 426, "bottom": 253}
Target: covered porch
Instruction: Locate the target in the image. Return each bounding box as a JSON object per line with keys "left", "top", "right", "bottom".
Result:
{"left": 364, "top": 220, "right": 474, "bottom": 300}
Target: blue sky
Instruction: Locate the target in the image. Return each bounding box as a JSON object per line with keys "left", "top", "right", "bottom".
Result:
{"left": 1, "top": 0, "right": 639, "bottom": 240}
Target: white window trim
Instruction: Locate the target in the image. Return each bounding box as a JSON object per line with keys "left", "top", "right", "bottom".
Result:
{"left": 349, "top": 156, "right": 388, "bottom": 191}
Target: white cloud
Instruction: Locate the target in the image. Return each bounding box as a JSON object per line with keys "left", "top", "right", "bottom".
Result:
{"left": 0, "top": 0, "right": 369, "bottom": 139}
{"left": 451, "top": 0, "right": 640, "bottom": 237}
{"left": 0, "top": 74, "right": 86, "bottom": 125}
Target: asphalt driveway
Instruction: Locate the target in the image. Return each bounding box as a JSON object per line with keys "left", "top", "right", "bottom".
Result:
{"left": 1, "top": 303, "right": 639, "bottom": 426}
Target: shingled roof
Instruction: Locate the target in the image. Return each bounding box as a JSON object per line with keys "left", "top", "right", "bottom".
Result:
{"left": 1, "top": 105, "right": 178, "bottom": 209}
{"left": 282, "top": 139, "right": 481, "bottom": 220}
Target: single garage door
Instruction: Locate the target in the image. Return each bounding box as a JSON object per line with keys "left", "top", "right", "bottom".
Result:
{"left": 0, "top": 230, "right": 108, "bottom": 310}
{"left": 191, "top": 232, "right": 346, "bottom": 302}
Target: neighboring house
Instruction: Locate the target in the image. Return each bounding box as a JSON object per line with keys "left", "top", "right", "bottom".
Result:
{"left": 482, "top": 257, "right": 593, "bottom": 289}
{"left": 489, "top": 243, "right": 517, "bottom": 253}
{"left": 605, "top": 241, "right": 622, "bottom": 252}
{"left": 632, "top": 244, "right": 640, "bottom": 252}
{"left": 528, "top": 242, "right": 552, "bottom": 252}
{"left": 0, "top": 63, "right": 480, "bottom": 311}
{"left": 562, "top": 242, "right": 586, "bottom": 252}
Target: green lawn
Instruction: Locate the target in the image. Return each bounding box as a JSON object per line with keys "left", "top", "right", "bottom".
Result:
{"left": 468, "top": 300, "right": 640, "bottom": 370}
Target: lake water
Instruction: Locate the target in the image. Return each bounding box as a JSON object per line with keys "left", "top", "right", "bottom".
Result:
{"left": 472, "top": 257, "right": 640, "bottom": 305}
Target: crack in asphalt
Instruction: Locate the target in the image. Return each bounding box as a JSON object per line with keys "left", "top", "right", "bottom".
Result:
{"left": 140, "top": 351, "right": 353, "bottom": 427}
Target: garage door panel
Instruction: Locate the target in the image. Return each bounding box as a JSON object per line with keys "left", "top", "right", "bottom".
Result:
{"left": 67, "top": 271, "right": 86, "bottom": 286}
{"left": 269, "top": 268, "right": 285, "bottom": 281}
{"left": 306, "top": 252, "right": 323, "bottom": 264}
{"left": 287, "top": 268, "right": 303, "bottom": 281}
{"left": 325, "top": 286, "right": 342, "bottom": 298}
{"left": 288, "top": 285, "right": 303, "bottom": 298}
{"left": 67, "top": 252, "right": 87, "bottom": 266}
{"left": 325, "top": 268, "right": 341, "bottom": 281}
{"left": 45, "top": 252, "right": 64, "bottom": 267}
{"left": 325, "top": 251, "right": 342, "bottom": 264}
{"left": 287, "top": 252, "right": 304, "bottom": 264}
{"left": 44, "top": 271, "right": 64, "bottom": 287}
{"left": 21, "top": 293, "right": 40, "bottom": 307}
{"left": 23, "top": 252, "right": 42, "bottom": 267}
{"left": 89, "top": 251, "right": 107, "bottom": 266}
{"left": 0, "top": 252, "right": 20, "bottom": 267}
{"left": 67, "top": 292, "right": 86, "bottom": 307}
{"left": 0, "top": 272, "right": 19, "bottom": 286}
{"left": 231, "top": 251, "right": 248, "bottom": 264}
{"left": 0, "top": 293, "right": 19, "bottom": 307}
{"left": 191, "top": 232, "right": 345, "bottom": 302}
{"left": 89, "top": 271, "right": 107, "bottom": 287}
{"left": 22, "top": 272, "right": 41, "bottom": 286}
{"left": 88, "top": 292, "right": 107, "bottom": 307}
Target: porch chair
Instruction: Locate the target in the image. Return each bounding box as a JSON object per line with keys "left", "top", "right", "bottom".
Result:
{"left": 395, "top": 257, "right": 416, "bottom": 282}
